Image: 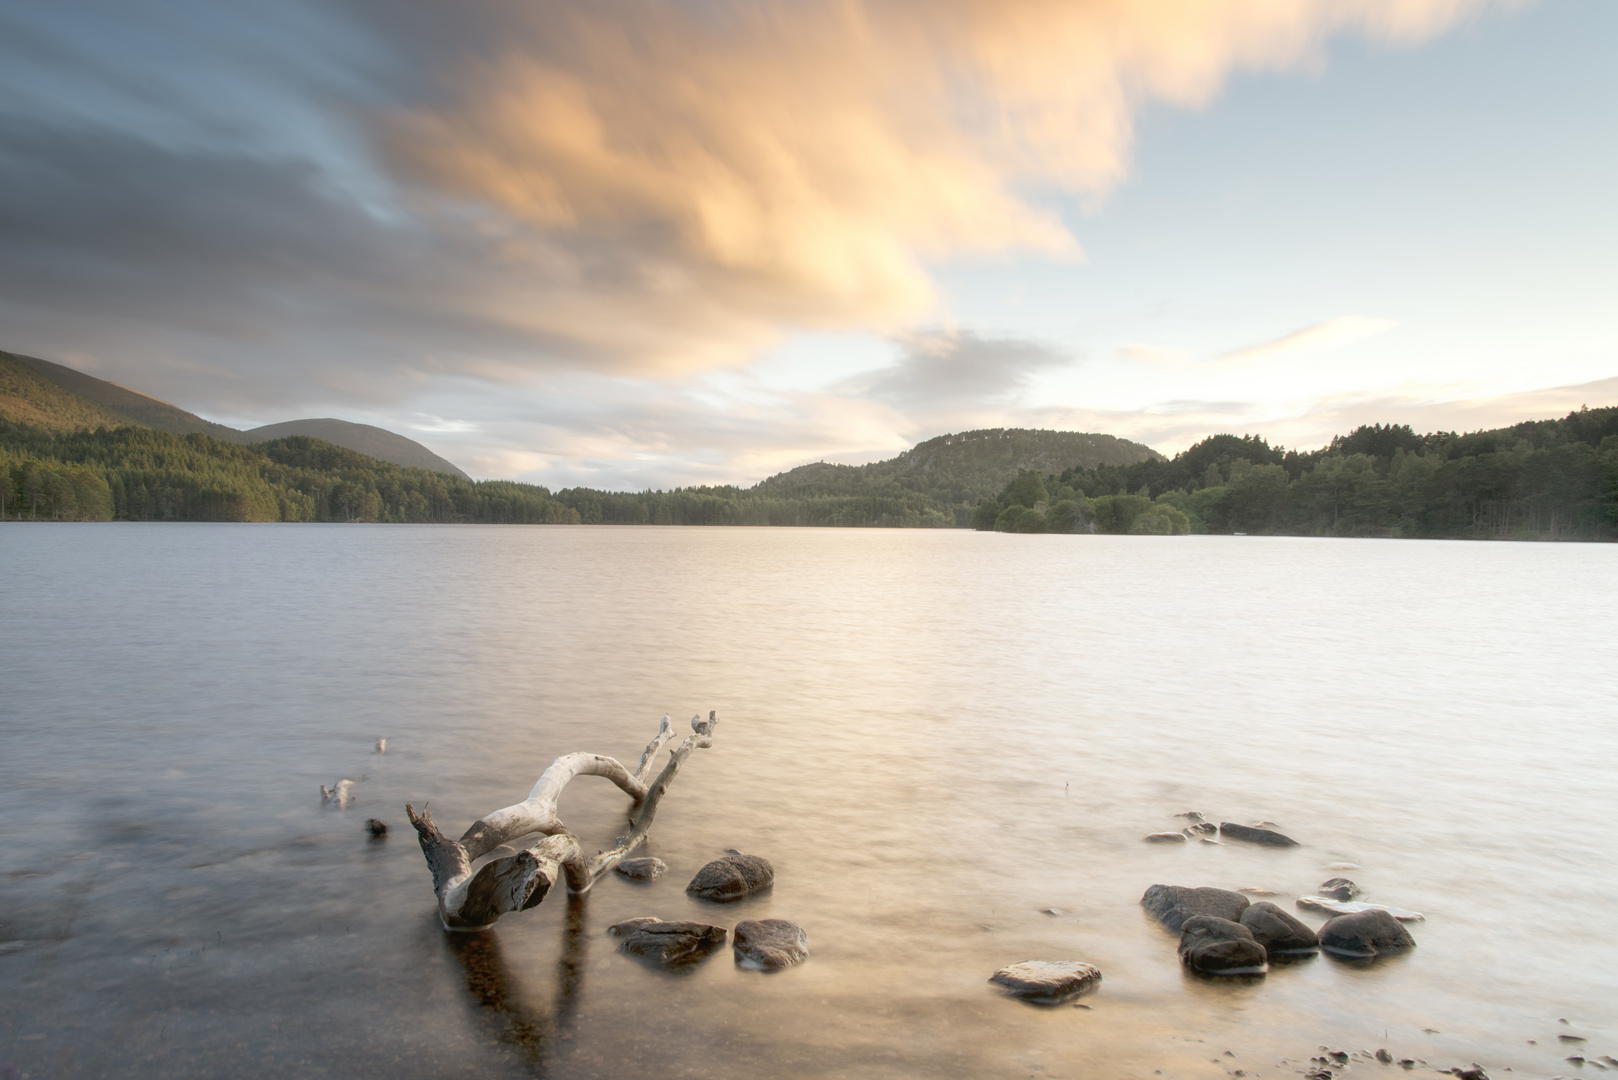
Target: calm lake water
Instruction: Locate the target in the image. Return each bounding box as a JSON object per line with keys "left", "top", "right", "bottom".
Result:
{"left": 2, "top": 525, "right": 1616, "bottom": 1080}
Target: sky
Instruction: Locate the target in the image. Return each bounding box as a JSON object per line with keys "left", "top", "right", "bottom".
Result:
{"left": 1, "top": 0, "right": 1614, "bottom": 488}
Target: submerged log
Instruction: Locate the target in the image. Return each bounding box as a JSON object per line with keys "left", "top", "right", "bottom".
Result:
{"left": 407, "top": 711, "right": 718, "bottom": 931}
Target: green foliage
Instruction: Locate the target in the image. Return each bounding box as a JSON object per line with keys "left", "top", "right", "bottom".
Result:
{"left": 0, "top": 422, "right": 579, "bottom": 524}
{"left": 1055, "top": 409, "right": 1618, "bottom": 540}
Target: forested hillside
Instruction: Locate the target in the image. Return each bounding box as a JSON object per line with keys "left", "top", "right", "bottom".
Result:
{"left": 550, "top": 428, "right": 1161, "bottom": 526}
{"left": 971, "top": 408, "right": 1618, "bottom": 540}
{"left": 0, "top": 422, "right": 577, "bottom": 523}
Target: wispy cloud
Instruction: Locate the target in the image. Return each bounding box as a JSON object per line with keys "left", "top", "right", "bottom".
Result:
{"left": 1215, "top": 316, "right": 1399, "bottom": 366}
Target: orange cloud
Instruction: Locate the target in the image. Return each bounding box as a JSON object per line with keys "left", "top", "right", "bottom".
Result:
{"left": 383, "top": 0, "right": 1514, "bottom": 374}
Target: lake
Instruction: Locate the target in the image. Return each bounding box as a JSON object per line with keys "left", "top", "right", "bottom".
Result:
{"left": 2, "top": 524, "right": 1615, "bottom": 1079}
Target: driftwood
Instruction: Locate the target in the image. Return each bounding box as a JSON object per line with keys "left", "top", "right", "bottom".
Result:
{"left": 407, "top": 711, "right": 718, "bottom": 931}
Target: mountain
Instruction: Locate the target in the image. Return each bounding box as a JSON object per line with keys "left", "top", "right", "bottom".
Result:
{"left": 752, "top": 428, "right": 1163, "bottom": 505}
{"left": 2, "top": 351, "right": 134, "bottom": 433}
{"left": 244, "top": 419, "right": 470, "bottom": 479}
{"left": 3, "top": 349, "right": 255, "bottom": 443}
{"left": 1, "top": 348, "right": 469, "bottom": 478}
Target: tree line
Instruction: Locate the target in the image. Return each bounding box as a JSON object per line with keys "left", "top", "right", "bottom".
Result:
{"left": 0, "top": 422, "right": 578, "bottom": 523}
{"left": 970, "top": 408, "right": 1618, "bottom": 540}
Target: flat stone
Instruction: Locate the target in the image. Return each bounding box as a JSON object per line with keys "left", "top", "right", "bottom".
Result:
{"left": 1178, "top": 916, "right": 1269, "bottom": 975}
{"left": 1319, "top": 909, "right": 1417, "bottom": 958}
{"left": 732, "top": 918, "right": 808, "bottom": 970}
{"left": 1219, "top": 822, "right": 1299, "bottom": 846}
{"left": 1297, "top": 897, "right": 1424, "bottom": 921}
{"left": 989, "top": 960, "right": 1102, "bottom": 1002}
{"left": 607, "top": 917, "right": 727, "bottom": 966}
{"left": 687, "top": 854, "right": 774, "bottom": 901}
{"left": 1141, "top": 884, "right": 1250, "bottom": 931}
{"left": 1144, "top": 831, "right": 1189, "bottom": 843}
{"left": 1239, "top": 901, "right": 1319, "bottom": 954}
{"left": 1318, "top": 877, "right": 1361, "bottom": 901}
{"left": 615, "top": 857, "right": 666, "bottom": 881}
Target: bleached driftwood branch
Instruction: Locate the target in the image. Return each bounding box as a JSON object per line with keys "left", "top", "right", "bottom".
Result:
{"left": 407, "top": 711, "right": 718, "bottom": 931}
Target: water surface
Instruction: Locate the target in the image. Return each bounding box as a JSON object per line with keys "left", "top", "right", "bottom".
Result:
{"left": 3, "top": 525, "right": 1615, "bottom": 1079}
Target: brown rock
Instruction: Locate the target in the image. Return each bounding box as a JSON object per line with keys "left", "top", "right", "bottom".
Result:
{"left": 687, "top": 853, "right": 774, "bottom": 901}
{"left": 732, "top": 918, "right": 808, "bottom": 969}
{"left": 608, "top": 917, "right": 726, "bottom": 966}
{"left": 989, "top": 960, "right": 1102, "bottom": 1002}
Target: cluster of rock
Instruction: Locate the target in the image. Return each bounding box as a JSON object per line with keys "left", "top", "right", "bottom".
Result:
{"left": 1142, "top": 882, "right": 1417, "bottom": 974}
{"left": 1143, "top": 812, "right": 1299, "bottom": 847}
{"left": 608, "top": 852, "right": 808, "bottom": 971}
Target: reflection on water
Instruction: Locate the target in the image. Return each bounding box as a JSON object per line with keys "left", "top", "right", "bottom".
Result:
{"left": 448, "top": 894, "right": 586, "bottom": 1076}
{"left": 2, "top": 524, "right": 1616, "bottom": 1080}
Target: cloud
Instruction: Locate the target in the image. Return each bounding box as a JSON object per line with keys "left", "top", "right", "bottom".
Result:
{"left": 372, "top": 0, "right": 1500, "bottom": 373}
{"left": 1215, "top": 316, "right": 1400, "bottom": 366}
{"left": 839, "top": 330, "right": 1072, "bottom": 410}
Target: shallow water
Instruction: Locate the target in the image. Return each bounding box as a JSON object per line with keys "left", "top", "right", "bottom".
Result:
{"left": 2, "top": 524, "right": 1615, "bottom": 1080}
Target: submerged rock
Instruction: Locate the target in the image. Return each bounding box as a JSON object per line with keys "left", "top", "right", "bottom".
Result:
{"left": 1176, "top": 811, "right": 1208, "bottom": 823}
{"left": 1184, "top": 822, "right": 1219, "bottom": 837}
{"left": 615, "top": 857, "right": 666, "bottom": 881}
{"left": 1141, "top": 884, "right": 1249, "bottom": 931}
{"left": 1297, "top": 897, "right": 1424, "bottom": 921}
{"left": 1219, "top": 822, "right": 1299, "bottom": 846}
{"left": 1239, "top": 901, "right": 1319, "bottom": 954}
{"left": 608, "top": 917, "right": 727, "bottom": 966}
{"left": 1178, "top": 916, "right": 1269, "bottom": 975}
{"left": 687, "top": 854, "right": 774, "bottom": 901}
{"left": 364, "top": 818, "right": 388, "bottom": 838}
{"left": 1318, "top": 877, "right": 1362, "bottom": 901}
{"left": 1144, "top": 831, "right": 1189, "bottom": 844}
{"left": 732, "top": 918, "right": 808, "bottom": 970}
{"left": 1319, "top": 909, "right": 1417, "bottom": 958}
{"left": 989, "top": 960, "right": 1102, "bottom": 1002}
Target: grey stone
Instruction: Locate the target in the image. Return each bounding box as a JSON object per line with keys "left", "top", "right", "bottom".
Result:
{"left": 1141, "top": 884, "right": 1250, "bottom": 931}
{"left": 1175, "top": 811, "right": 1208, "bottom": 823}
{"left": 1239, "top": 901, "right": 1319, "bottom": 954}
{"left": 1319, "top": 877, "right": 1361, "bottom": 901}
{"left": 1319, "top": 909, "right": 1417, "bottom": 958}
{"left": 989, "top": 960, "right": 1102, "bottom": 1002}
{"left": 1185, "top": 822, "right": 1219, "bottom": 837}
{"left": 1218, "top": 822, "right": 1299, "bottom": 846}
{"left": 1144, "top": 831, "right": 1189, "bottom": 844}
{"left": 732, "top": 918, "right": 808, "bottom": 969}
{"left": 607, "top": 917, "right": 726, "bottom": 966}
{"left": 615, "top": 857, "right": 666, "bottom": 881}
{"left": 1178, "top": 916, "right": 1269, "bottom": 975}
{"left": 687, "top": 854, "right": 774, "bottom": 901}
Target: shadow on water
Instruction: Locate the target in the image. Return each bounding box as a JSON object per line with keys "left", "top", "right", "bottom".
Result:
{"left": 444, "top": 894, "right": 588, "bottom": 1077}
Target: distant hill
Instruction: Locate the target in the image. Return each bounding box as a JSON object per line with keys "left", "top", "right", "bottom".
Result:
{"left": 1, "top": 351, "right": 134, "bottom": 433}
{"left": 4, "top": 349, "right": 255, "bottom": 443}
{"left": 244, "top": 419, "right": 470, "bottom": 479}
{"left": 549, "top": 427, "right": 1163, "bottom": 526}
{"left": 753, "top": 428, "right": 1162, "bottom": 505}
{"left": 1, "top": 348, "right": 470, "bottom": 478}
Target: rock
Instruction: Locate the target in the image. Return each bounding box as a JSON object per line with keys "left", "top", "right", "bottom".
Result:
{"left": 1141, "top": 884, "right": 1250, "bottom": 931}
{"left": 732, "top": 918, "right": 808, "bottom": 970}
{"left": 1176, "top": 811, "right": 1208, "bottom": 823}
{"left": 1319, "top": 877, "right": 1362, "bottom": 901}
{"left": 1239, "top": 901, "right": 1320, "bottom": 954}
{"left": 1319, "top": 909, "right": 1417, "bottom": 958}
{"left": 687, "top": 854, "right": 774, "bottom": 901}
{"left": 1219, "top": 822, "right": 1299, "bottom": 846}
{"left": 615, "top": 857, "right": 666, "bottom": 881}
{"left": 1145, "top": 831, "right": 1189, "bottom": 844}
{"left": 1238, "top": 887, "right": 1280, "bottom": 896}
{"left": 1378, "top": 1050, "right": 1394, "bottom": 1063}
{"left": 1178, "top": 916, "right": 1269, "bottom": 975}
{"left": 608, "top": 917, "right": 727, "bottom": 966}
{"left": 1184, "top": 822, "right": 1219, "bottom": 837}
{"left": 989, "top": 960, "right": 1102, "bottom": 1003}
{"left": 1456, "top": 1066, "right": 1489, "bottom": 1080}
{"left": 364, "top": 818, "right": 388, "bottom": 838}
{"left": 1298, "top": 897, "right": 1425, "bottom": 921}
